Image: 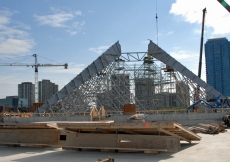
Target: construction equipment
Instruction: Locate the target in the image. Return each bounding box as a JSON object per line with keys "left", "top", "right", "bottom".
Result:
{"left": 217, "top": 0, "right": 230, "bottom": 12}
{"left": 198, "top": 8, "right": 206, "bottom": 79}
{"left": 186, "top": 97, "right": 230, "bottom": 110}
{"left": 195, "top": 8, "right": 206, "bottom": 112}
{"left": 0, "top": 54, "right": 68, "bottom": 102}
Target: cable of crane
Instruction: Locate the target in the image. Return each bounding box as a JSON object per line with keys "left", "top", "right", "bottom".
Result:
{"left": 155, "top": 0, "right": 159, "bottom": 46}
{"left": 0, "top": 54, "right": 32, "bottom": 61}
{"left": 36, "top": 54, "right": 62, "bottom": 64}
{"left": 11, "top": 55, "right": 35, "bottom": 65}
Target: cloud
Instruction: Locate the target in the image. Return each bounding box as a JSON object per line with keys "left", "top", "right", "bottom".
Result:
{"left": 170, "top": 50, "right": 198, "bottom": 60}
{"left": 167, "top": 31, "right": 174, "bottom": 35}
{"left": 34, "top": 13, "right": 74, "bottom": 28}
{"left": 89, "top": 45, "right": 110, "bottom": 54}
{"left": 75, "top": 11, "right": 82, "bottom": 15}
{"left": 66, "top": 21, "right": 85, "bottom": 35}
{"left": 0, "top": 38, "right": 34, "bottom": 54}
{"left": 168, "top": 49, "right": 207, "bottom": 80}
{"left": 34, "top": 8, "right": 84, "bottom": 35}
{"left": 170, "top": 0, "right": 230, "bottom": 34}
{"left": 0, "top": 9, "right": 35, "bottom": 56}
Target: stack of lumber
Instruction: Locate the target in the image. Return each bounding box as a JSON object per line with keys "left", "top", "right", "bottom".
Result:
{"left": 189, "top": 123, "right": 227, "bottom": 134}
{"left": 0, "top": 121, "right": 201, "bottom": 154}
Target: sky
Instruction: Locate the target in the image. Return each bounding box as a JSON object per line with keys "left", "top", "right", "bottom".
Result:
{"left": 1, "top": 0, "right": 230, "bottom": 98}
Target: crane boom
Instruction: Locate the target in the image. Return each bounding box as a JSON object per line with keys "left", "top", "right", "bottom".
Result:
{"left": 0, "top": 63, "right": 68, "bottom": 67}
{"left": 0, "top": 54, "right": 68, "bottom": 103}
{"left": 217, "top": 0, "right": 230, "bottom": 12}
{"left": 198, "top": 8, "right": 206, "bottom": 78}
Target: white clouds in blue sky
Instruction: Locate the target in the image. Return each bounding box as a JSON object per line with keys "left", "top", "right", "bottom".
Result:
{"left": 34, "top": 7, "right": 85, "bottom": 35}
{"left": 170, "top": 0, "right": 230, "bottom": 34}
{"left": 0, "top": 0, "right": 230, "bottom": 98}
{"left": 0, "top": 9, "right": 34, "bottom": 55}
{"left": 89, "top": 45, "right": 110, "bottom": 54}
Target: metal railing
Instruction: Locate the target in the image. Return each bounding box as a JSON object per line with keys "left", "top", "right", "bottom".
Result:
{"left": 2, "top": 107, "right": 230, "bottom": 118}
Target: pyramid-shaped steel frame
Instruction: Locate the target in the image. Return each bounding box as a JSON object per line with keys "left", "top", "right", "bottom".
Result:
{"left": 37, "top": 41, "right": 226, "bottom": 113}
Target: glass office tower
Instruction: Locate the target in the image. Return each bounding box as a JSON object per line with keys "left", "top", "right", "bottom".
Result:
{"left": 205, "top": 37, "right": 230, "bottom": 97}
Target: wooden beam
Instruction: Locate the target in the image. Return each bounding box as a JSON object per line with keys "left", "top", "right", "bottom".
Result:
{"left": 118, "top": 128, "right": 141, "bottom": 135}
{"left": 46, "top": 123, "right": 59, "bottom": 129}
{"left": 174, "top": 123, "right": 201, "bottom": 140}
{"left": 158, "top": 128, "right": 191, "bottom": 143}
{"left": 96, "top": 128, "right": 112, "bottom": 133}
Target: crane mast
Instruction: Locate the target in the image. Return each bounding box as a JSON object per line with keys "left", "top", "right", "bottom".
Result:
{"left": 195, "top": 8, "right": 206, "bottom": 112}
{"left": 33, "top": 54, "right": 39, "bottom": 102}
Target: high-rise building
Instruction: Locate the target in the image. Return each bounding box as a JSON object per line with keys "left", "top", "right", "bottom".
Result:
{"left": 18, "top": 82, "right": 35, "bottom": 107}
{"left": 205, "top": 37, "right": 230, "bottom": 97}
{"left": 38, "top": 79, "right": 58, "bottom": 103}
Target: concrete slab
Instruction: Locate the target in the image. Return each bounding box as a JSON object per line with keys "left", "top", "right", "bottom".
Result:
{"left": 0, "top": 130, "right": 229, "bottom": 162}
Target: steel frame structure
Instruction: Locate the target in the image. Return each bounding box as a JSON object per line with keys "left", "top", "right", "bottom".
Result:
{"left": 37, "top": 41, "right": 225, "bottom": 113}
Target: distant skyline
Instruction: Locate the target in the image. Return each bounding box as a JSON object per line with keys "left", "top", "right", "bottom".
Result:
{"left": 1, "top": 0, "right": 230, "bottom": 98}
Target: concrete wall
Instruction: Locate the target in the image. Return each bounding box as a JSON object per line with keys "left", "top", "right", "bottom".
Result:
{"left": 4, "top": 115, "right": 90, "bottom": 123}
{"left": 3, "top": 112, "right": 227, "bottom": 126}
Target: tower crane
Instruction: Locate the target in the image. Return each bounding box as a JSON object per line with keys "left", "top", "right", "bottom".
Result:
{"left": 0, "top": 54, "right": 68, "bottom": 103}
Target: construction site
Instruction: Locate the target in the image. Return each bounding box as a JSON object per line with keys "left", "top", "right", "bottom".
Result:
{"left": 1, "top": 1, "right": 230, "bottom": 162}
{"left": 0, "top": 40, "right": 230, "bottom": 162}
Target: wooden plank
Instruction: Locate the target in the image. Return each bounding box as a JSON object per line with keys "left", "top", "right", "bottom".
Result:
{"left": 117, "top": 128, "right": 141, "bottom": 135}
{"left": 117, "top": 134, "right": 180, "bottom": 152}
{"left": 0, "top": 123, "right": 57, "bottom": 129}
{"left": 46, "top": 123, "right": 59, "bottom": 129}
{"left": 158, "top": 128, "right": 191, "bottom": 143}
{"left": 57, "top": 122, "right": 176, "bottom": 130}
{"left": 64, "top": 133, "right": 180, "bottom": 152}
{"left": 63, "top": 146, "right": 170, "bottom": 152}
{"left": 0, "top": 129, "right": 60, "bottom": 145}
{"left": 65, "top": 133, "right": 117, "bottom": 148}
{"left": 174, "top": 123, "right": 201, "bottom": 140}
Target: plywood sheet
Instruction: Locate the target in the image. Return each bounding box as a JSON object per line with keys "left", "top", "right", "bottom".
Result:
{"left": 117, "top": 134, "right": 180, "bottom": 152}
{"left": 0, "top": 129, "right": 60, "bottom": 145}
{"left": 65, "top": 133, "right": 117, "bottom": 148}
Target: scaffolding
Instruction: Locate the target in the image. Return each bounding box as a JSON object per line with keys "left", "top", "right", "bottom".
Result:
{"left": 38, "top": 41, "right": 224, "bottom": 113}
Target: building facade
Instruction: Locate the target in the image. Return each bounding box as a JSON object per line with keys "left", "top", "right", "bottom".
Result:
{"left": 205, "top": 37, "right": 230, "bottom": 97}
{"left": 38, "top": 80, "right": 58, "bottom": 103}
{"left": 0, "top": 96, "right": 28, "bottom": 112}
{"left": 18, "top": 82, "right": 35, "bottom": 107}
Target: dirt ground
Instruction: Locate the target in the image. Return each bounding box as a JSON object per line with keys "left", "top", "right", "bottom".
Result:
{"left": 0, "top": 129, "right": 230, "bottom": 162}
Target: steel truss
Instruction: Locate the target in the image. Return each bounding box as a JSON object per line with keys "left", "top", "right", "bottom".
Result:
{"left": 38, "top": 41, "right": 225, "bottom": 113}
